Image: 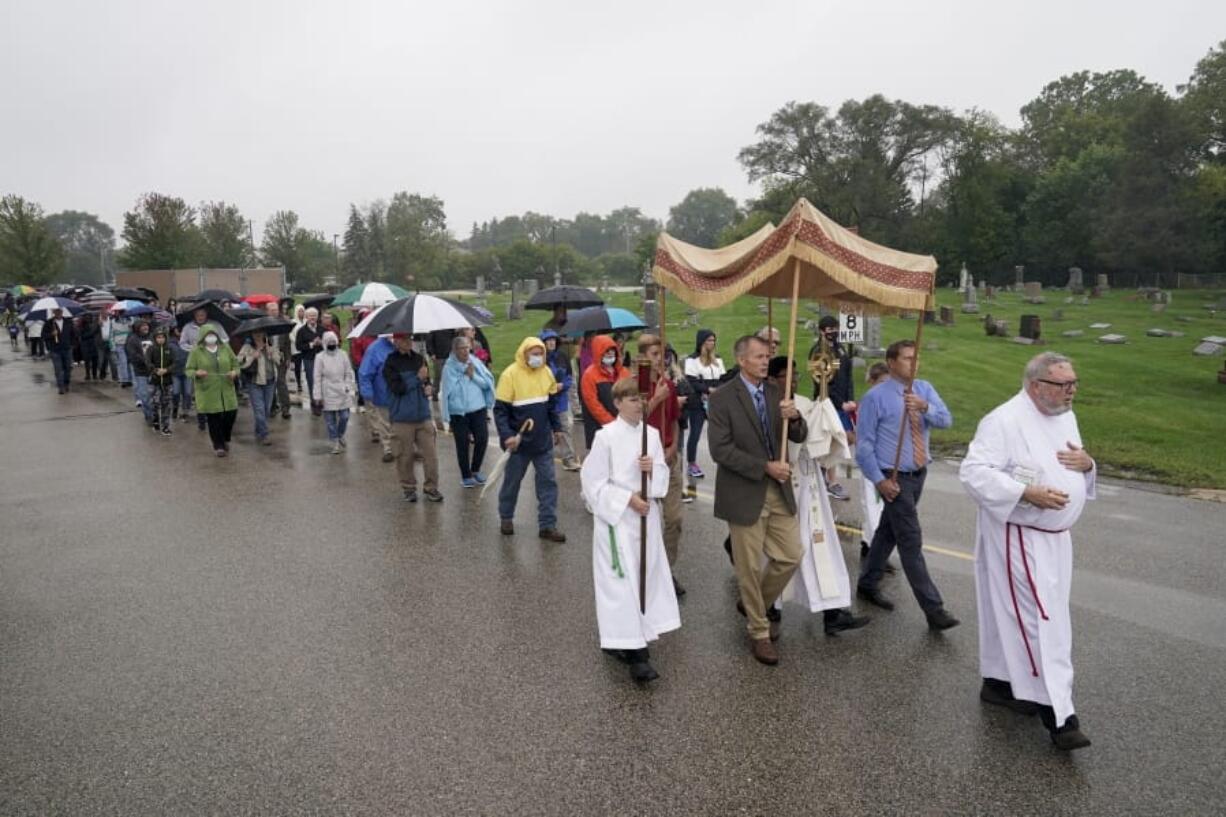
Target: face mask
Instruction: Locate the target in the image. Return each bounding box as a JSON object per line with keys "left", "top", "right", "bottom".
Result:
{"left": 602, "top": 353, "right": 616, "bottom": 367}
{"left": 204, "top": 335, "right": 219, "bottom": 348}
{"left": 527, "top": 354, "right": 544, "bottom": 369}
{"left": 326, "top": 343, "right": 338, "bottom": 351}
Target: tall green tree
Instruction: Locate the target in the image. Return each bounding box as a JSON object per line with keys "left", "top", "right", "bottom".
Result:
{"left": 1179, "top": 38, "right": 1226, "bottom": 161}
{"left": 198, "top": 201, "right": 253, "bottom": 268}
{"left": 0, "top": 195, "right": 64, "bottom": 285}
{"left": 738, "top": 95, "right": 957, "bottom": 242}
{"left": 43, "top": 210, "right": 114, "bottom": 285}
{"left": 118, "top": 193, "right": 201, "bottom": 270}
{"left": 341, "top": 205, "right": 371, "bottom": 285}
{"left": 384, "top": 192, "right": 449, "bottom": 290}
{"left": 260, "top": 210, "right": 332, "bottom": 290}
{"left": 667, "top": 188, "right": 740, "bottom": 246}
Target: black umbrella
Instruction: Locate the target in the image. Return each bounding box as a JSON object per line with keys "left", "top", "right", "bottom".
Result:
{"left": 302, "top": 293, "right": 335, "bottom": 310}
{"left": 525, "top": 285, "right": 604, "bottom": 311}
{"left": 233, "top": 316, "right": 295, "bottom": 337}
{"left": 195, "top": 287, "right": 240, "bottom": 303}
{"left": 111, "top": 287, "right": 155, "bottom": 302}
{"left": 176, "top": 300, "right": 238, "bottom": 332}
{"left": 351, "top": 294, "right": 490, "bottom": 338}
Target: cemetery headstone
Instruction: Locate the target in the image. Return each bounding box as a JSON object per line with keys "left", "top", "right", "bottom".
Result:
{"left": 1146, "top": 328, "right": 1174, "bottom": 337}
{"left": 1062, "top": 330, "right": 1084, "bottom": 338}
{"left": 983, "top": 314, "right": 997, "bottom": 336}
{"left": 993, "top": 319, "right": 1009, "bottom": 336}
{"left": 1024, "top": 282, "right": 1045, "bottom": 304}
{"left": 959, "top": 263, "right": 970, "bottom": 292}
{"left": 1192, "top": 341, "right": 1224, "bottom": 356}
{"left": 1015, "top": 265, "right": 1025, "bottom": 287}
{"left": 939, "top": 305, "right": 955, "bottom": 325}
{"left": 1090, "top": 323, "right": 1112, "bottom": 329}
{"left": 863, "top": 315, "right": 885, "bottom": 357}
{"left": 962, "top": 285, "right": 979, "bottom": 313}
{"left": 1078, "top": 296, "right": 1090, "bottom": 306}
{"left": 1019, "top": 314, "right": 1042, "bottom": 340}
{"left": 1152, "top": 303, "right": 1167, "bottom": 314}
{"left": 1067, "top": 266, "right": 1084, "bottom": 294}
{"left": 1051, "top": 309, "right": 1064, "bottom": 321}
{"left": 923, "top": 310, "right": 937, "bottom": 324}
{"left": 1098, "top": 334, "right": 1127, "bottom": 344}
{"left": 1096, "top": 273, "right": 1110, "bottom": 291}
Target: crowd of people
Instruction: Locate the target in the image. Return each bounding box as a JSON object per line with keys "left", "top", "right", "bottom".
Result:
{"left": 4, "top": 290, "right": 1097, "bottom": 751}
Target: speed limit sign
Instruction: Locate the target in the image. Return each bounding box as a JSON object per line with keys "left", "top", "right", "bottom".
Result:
{"left": 838, "top": 308, "right": 864, "bottom": 344}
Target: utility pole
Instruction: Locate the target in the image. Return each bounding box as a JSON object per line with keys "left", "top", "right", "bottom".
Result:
{"left": 333, "top": 234, "right": 340, "bottom": 284}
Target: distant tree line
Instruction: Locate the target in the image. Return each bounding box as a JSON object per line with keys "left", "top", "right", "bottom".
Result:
{"left": 3, "top": 39, "right": 1222, "bottom": 291}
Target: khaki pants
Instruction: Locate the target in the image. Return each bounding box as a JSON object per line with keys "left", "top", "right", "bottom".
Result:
{"left": 367, "top": 405, "right": 393, "bottom": 452}
{"left": 662, "top": 453, "right": 683, "bottom": 566}
{"left": 729, "top": 482, "right": 803, "bottom": 640}
{"left": 392, "top": 420, "right": 438, "bottom": 491}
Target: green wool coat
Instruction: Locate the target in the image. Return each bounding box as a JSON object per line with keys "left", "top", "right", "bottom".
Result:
{"left": 185, "top": 324, "right": 240, "bottom": 414}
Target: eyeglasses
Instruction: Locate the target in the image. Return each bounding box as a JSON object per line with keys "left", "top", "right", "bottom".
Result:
{"left": 1037, "top": 378, "right": 1079, "bottom": 393}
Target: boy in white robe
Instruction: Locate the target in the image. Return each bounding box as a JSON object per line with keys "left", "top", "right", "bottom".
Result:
{"left": 581, "top": 378, "right": 681, "bottom": 683}
{"left": 768, "top": 357, "right": 871, "bottom": 636}
{"left": 959, "top": 352, "right": 1095, "bottom": 751}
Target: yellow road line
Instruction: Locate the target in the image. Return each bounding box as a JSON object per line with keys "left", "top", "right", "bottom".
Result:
{"left": 690, "top": 488, "right": 975, "bottom": 562}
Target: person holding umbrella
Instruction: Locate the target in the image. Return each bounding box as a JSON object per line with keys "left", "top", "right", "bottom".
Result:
{"left": 78, "top": 313, "right": 101, "bottom": 382}
{"left": 42, "top": 307, "right": 77, "bottom": 394}
{"left": 493, "top": 337, "right": 566, "bottom": 542}
{"left": 295, "top": 307, "right": 324, "bottom": 403}
{"left": 237, "top": 329, "right": 282, "bottom": 446}
{"left": 384, "top": 333, "right": 441, "bottom": 502}
{"left": 267, "top": 299, "right": 294, "bottom": 419}
{"left": 440, "top": 334, "right": 496, "bottom": 488}
{"left": 188, "top": 324, "right": 240, "bottom": 456}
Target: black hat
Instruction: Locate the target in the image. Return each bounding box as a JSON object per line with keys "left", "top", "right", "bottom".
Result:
{"left": 818, "top": 315, "right": 838, "bottom": 330}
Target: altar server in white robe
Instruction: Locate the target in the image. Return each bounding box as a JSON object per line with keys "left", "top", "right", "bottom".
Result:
{"left": 581, "top": 377, "right": 681, "bottom": 683}
{"left": 959, "top": 352, "right": 1095, "bottom": 751}
{"left": 767, "top": 357, "right": 871, "bottom": 636}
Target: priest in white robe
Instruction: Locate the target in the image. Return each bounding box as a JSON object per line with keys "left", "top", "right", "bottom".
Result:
{"left": 580, "top": 378, "right": 680, "bottom": 683}
{"left": 768, "top": 357, "right": 871, "bottom": 636}
{"left": 959, "top": 352, "right": 1095, "bottom": 751}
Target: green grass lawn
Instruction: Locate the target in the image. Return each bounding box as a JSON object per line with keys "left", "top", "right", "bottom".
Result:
{"left": 336, "top": 286, "right": 1226, "bottom": 489}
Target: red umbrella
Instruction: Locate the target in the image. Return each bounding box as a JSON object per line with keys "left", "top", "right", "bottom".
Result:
{"left": 243, "top": 293, "right": 278, "bottom": 306}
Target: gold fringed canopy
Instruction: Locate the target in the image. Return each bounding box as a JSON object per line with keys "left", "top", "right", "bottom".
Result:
{"left": 652, "top": 198, "right": 936, "bottom": 313}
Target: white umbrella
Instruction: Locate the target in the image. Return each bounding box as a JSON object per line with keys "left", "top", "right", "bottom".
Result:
{"left": 347, "top": 293, "right": 490, "bottom": 339}
{"left": 22, "top": 296, "right": 85, "bottom": 321}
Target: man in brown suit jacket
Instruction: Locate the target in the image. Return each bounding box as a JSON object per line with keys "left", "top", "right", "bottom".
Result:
{"left": 707, "top": 334, "right": 807, "bottom": 665}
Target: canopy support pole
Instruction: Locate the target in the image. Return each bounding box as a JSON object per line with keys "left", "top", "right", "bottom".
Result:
{"left": 889, "top": 288, "right": 931, "bottom": 479}
{"left": 778, "top": 259, "right": 802, "bottom": 461}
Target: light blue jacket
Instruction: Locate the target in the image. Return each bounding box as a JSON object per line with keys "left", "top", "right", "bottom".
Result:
{"left": 442, "top": 353, "right": 495, "bottom": 417}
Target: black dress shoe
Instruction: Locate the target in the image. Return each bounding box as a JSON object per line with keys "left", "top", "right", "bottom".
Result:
{"left": 1042, "top": 712, "right": 1092, "bottom": 751}
{"left": 672, "top": 577, "right": 686, "bottom": 597}
{"left": 823, "top": 608, "right": 871, "bottom": 636}
{"left": 856, "top": 586, "right": 895, "bottom": 611}
{"left": 979, "top": 678, "right": 1039, "bottom": 716}
{"left": 625, "top": 649, "right": 659, "bottom": 682}
{"left": 925, "top": 607, "right": 960, "bottom": 631}
{"left": 602, "top": 648, "right": 631, "bottom": 664}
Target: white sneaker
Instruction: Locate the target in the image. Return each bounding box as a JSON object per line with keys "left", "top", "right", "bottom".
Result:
{"left": 330, "top": 441, "right": 342, "bottom": 454}
{"left": 338, "top": 436, "right": 346, "bottom": 448}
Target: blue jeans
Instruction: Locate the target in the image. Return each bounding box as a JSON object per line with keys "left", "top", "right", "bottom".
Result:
{"left": 324, "top": 408, "right": 350, "bottom": 441}
{"left": 685, "top": 409, "right": 706, "bottom": 464}
{"left": 248, "top": 380, "right": 276, "bottom": 440}
{"left": 132, "top": 375, "right": 153, "bottom": 422}
{"left": 172, "top": 374, "right": 191, "bottom": 412}
{"left": 497, "top": 446, "right": 558, "bottom": 530}
{"left": 115, "top": 345, "right": 131, "bottom": 384}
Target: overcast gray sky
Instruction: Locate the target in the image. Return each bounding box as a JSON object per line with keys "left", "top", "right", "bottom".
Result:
{"left": 3, "top": 0, "right": 1224, "bottom": 246}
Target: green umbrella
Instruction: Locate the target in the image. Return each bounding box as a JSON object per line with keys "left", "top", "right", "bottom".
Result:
{"left": 331, "top": 281, "right": 411, "bottom": 308}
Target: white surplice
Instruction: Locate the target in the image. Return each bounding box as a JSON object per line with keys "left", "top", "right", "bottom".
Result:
{"left": 959, "top": 390, "right": 1096, "bottom": 728}
{"left": 779, "top": 395, "right": 853, "bottom": 612}
{"left": 580, "top": 417, "right": 681, "bottom": 649}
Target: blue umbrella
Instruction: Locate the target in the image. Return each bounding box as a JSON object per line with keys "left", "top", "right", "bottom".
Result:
{"left": 22, "top": 296, "right": 85, "bottom": 322}
{"left": 560, "top": 306, "right": 646, "bottom": 337}
{"left": 111, "top": 300, "right": 156, "bottom": 316}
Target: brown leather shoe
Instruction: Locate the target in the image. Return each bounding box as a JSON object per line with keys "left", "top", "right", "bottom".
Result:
{"left": 500, "top": 519, "right": 514, "bottom": 535}
{"left": 751, "top": 638, "right": 779, "bottom": 665}
{"left": 538, "top": 528, "right": 567, "bottom": 543}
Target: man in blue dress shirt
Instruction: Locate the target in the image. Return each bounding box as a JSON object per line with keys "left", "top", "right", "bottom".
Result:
{"left": 854, "top": 339, "right": 960, "bottom": 630}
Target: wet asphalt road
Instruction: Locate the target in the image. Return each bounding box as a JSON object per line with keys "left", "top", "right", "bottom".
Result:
{"left": 2, "top": 345, "right": 1224, "bottom": 815}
